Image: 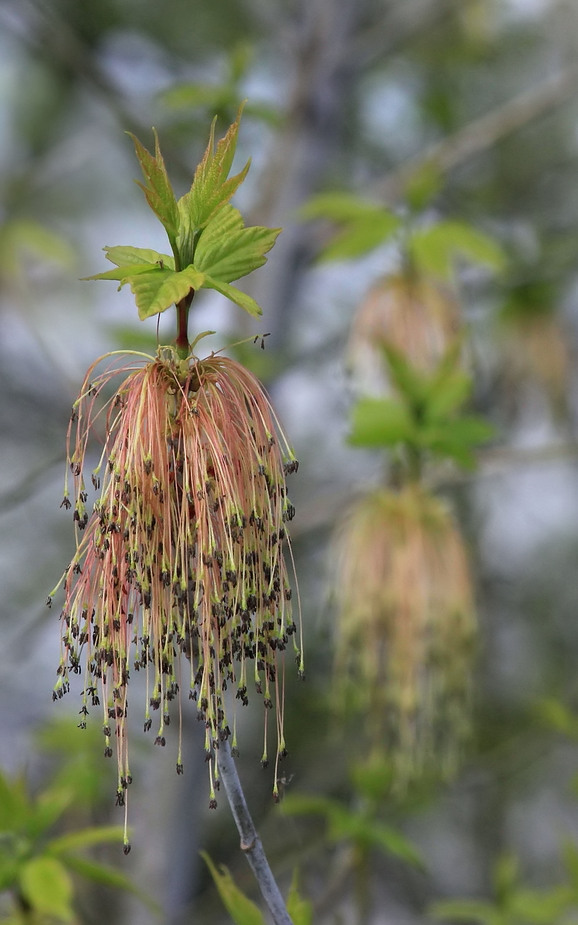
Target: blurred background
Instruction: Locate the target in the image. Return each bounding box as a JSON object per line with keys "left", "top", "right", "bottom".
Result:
{"left": 2, "top": 0, "right": 578, "bottom": 923}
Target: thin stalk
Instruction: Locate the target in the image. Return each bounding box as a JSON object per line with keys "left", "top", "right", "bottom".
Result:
{"left": 175, "top": 291, "right": 195, "bottom": 358}
{"left": 217, "top": 738, "right": 294, "bottom": 925}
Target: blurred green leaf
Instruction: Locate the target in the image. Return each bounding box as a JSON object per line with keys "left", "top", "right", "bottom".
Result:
{"left": 201, "top": 852, "right": 265, "bottom": 925}
{"left": 535, "top": 698, "right": 578, "bottom": 740}
{"left": 299, "top": 192, "right": 401, "bottom": 260}
{"left": 61, "top": 854, "right": 158, "bottom": 910}
{"left": 19, "top": 857, "right": 74, "bottom": 922}
{"left": 46, "top": 825, "right": 126, "bottom": 855}
{"left": 430, "top": 898, "right": 501, "bottom": 923}
{"left": 349, "top": 397, "right": 415, "bottom": 447}
{"left": 286, "top": 870, "right": 313, "bottom": 925}
{"left": 410, "top": 221, "right": 505, "bottom": 279}
{"left": 492, "top": 853, "right": 518, "bottom": 904}
{"left": 404, "top": 161, "right": 443, "bottom": 212}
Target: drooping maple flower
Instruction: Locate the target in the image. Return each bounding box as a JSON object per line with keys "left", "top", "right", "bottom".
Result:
{"left": 349, "top": 271, "right": 463, "bottom": 391}
{"left": 332, "top": 483, "right": 476, "bottom": 787}
{"left": 49, "top": 344, "right": 301, "bottom": 849}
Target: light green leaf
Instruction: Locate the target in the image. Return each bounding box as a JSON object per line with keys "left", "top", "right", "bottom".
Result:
{"left": 410, "top": 221, "right": 506, "bottom": 279}
{"left": 349, "top": 397, "right": 414, "bottom": 448}
{"left": 19, "top": 856, "right": 74, "bottom": 922}
{"left": 201, "top": 852, "right": 265, "bottom": 925}
{"left": 0, "top": 772, "right": 29, "bottom": 832}
{"left": 182, "top": 104, "right": 251, "bottom": 229}
{"left": 195, "top": 205, "right": 281, "bottom": 283}
{"left": 46, "top": 825, "right": 126, "bottom": 855}
{"left": 128, "top": 129, "right": 180, "bottom": 243}
{"left": 123, "top": 266, "right": 205, "bottom": 320}
{"left": 299, "top": 192, "right": 391, "bottom": 222}
{"left": 203, "top": 276, "right": 263, "bottom": 318}
{"left": 321, "top": 212, "right": 401, "bottom": 261}
{"left": 104, "top": 245, "right": 174, "bottom": 269}
{"left": 493, "top": 852, "right": 518, "bottom": 904}
{"left": 287, "top": 870, "right": 313, "bottom": 925}
{"left": 404, "top": 161, "right": 442, "bottom": 212}
{"left": 383, "top": 345, "right": 430, "bottom": 408}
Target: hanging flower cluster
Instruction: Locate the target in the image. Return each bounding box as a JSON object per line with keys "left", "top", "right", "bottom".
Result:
{"left": 50, "top": 345, "right": 301, "bottom": 848}
{"left": 333, "top": 484, "right": 475, "bottom": 787}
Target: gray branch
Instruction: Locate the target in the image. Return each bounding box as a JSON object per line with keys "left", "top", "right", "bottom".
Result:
{"left": 217, "top": 739, "right": 293, "bottom": 925}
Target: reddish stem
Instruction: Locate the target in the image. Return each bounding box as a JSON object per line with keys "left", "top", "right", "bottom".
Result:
{"left": 176, "top": 290, "right": 195, "bottom": 357}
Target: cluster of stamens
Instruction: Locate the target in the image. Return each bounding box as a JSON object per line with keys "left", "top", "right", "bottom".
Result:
{"left": 49, "top": 347, "right": 301, "bottom": 848}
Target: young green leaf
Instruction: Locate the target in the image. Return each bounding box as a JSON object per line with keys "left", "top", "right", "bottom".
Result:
{"left": 104, "top": 245, "right": 175, "bottom": 270}
{"left": 128, "top": 129, "right": 180, "bottom": 246}
{"left": 203, "top": 276, "right": 263, "bottom": 318}
{"left": 122, "top": 266, "right": 205, "bottom": 320}
{"left": 194, "top": 205, "right": 281, "bottom": 283}
{"left": 201, "top": 852, "right": 265, "bottom": 925}
{"left": 181, "top": 104, "right": 251, "bottom": 230}
{"left": 299, "top": 192, "right": 401, "bottom": 260}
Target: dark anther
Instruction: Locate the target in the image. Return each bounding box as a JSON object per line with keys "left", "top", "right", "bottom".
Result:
{"left": 115, "top": 790, "right": 125, "bottom": 807}
{"left": 60, "top": 497, "right": 72, "bottom": 510}
{"left": 144, "top": 718, "right": 152, "bottom": 732}
{"left": 123, "top": 843, "right": 132, "bottom": 856}
{"left": 209, "top": 798, "right": 217, "bottom": 809}
{"left": 176, "top": 763, "right": 184, "bottom": 775}
{"left": 104, "top": 746, "right": 113, "bottom": 758}
{"left": 154, "top": 736, "right": 166, "bottom": 747}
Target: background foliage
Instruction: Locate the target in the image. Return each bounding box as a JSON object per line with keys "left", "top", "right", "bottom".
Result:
{"left": 1, "top": 0, "right": 578, "bottom": 922}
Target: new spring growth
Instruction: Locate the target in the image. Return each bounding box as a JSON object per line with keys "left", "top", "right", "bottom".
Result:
{"left": 48, "top": 110, "right": 302, "bottom": 852}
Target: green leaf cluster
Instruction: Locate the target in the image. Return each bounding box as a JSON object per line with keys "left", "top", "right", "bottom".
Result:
{"left": 349, "top": 345, "right": 493, "bottom": 469}
{"left": 300, "top": 191, "right": 505, "bottom": 279}
{"left": 0, "top": 755, "right": 147, "bottom": 923}
{"left": 86, "top": 107, "right": 280, "bottom": 322}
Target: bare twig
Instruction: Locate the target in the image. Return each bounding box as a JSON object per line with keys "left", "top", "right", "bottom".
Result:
{"left": 218, "top": 738, "right": 294, "bottom": 925}
{"left": 376, "top": 63, "right": 578, "bottom": 201}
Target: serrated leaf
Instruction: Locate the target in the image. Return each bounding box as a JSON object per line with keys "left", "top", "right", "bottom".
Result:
{"left": 123, "top": 266, "right": 205, "bottom": 320}
{"left": 195, "top": 205, "right": 281, "bottom": 283}
{"left": 201, "top": 852, "right": 265, "bottom": 925}
{"left": 182, "top": 104, "right": 250, "bottom": 230}
{"left": 128, "top": 129, "right": 180, "bottom": 243}
{"left": 104, "top": 245, "right": 174, "bottom": 269}
{"left": 203, "top": 275, "right": 263, "bottom": 318}
{"left": 349, "top": 397, "right": 414, "bottom": 448}
{"left": 410, "top": 221, "right": 505, "bottom": 279}
{"left": 419, "top": 416, "right": 493, "bottom": 468}
{"left": 19, "top": 857, "right": 74, "bottom": 922}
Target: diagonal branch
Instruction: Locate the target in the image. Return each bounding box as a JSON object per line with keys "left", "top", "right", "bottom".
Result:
{"left": 376, "top": 63, "right": 578, "bottom": 201}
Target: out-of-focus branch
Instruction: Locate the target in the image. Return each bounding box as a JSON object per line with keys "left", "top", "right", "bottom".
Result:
{"left": 376, "top": 63, "right": 578, "bottom": 201}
